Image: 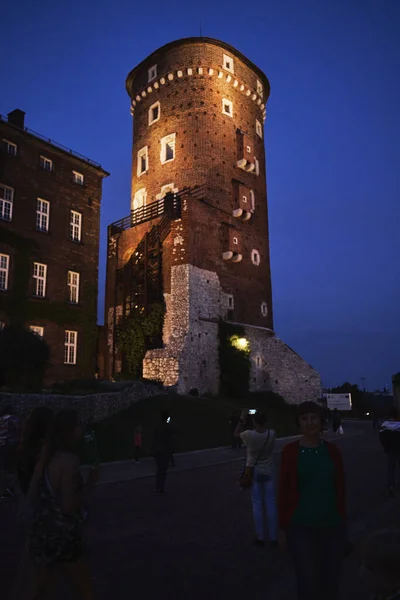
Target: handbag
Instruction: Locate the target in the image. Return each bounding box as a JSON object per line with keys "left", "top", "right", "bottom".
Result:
{"left": 238, "top": 431, "right": 270, "bottom": 490}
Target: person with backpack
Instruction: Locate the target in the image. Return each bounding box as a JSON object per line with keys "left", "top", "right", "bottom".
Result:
{"left": 235, "top": 408, "right": 277, "bottom": 548}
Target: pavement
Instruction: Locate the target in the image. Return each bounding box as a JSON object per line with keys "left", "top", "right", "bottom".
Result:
{"left": 1, "top": 420, "right": 399, "bottom": 600}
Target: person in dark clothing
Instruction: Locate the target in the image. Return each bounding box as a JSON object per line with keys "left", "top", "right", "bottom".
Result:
{"left": 379, "top": 410, "right": 400, "bottom": 497}
{"left": 152, "top": 411, "right": 174, "bottom": 494}
{"left": 17, "top": 406, "right": 54, "bottom": 495}
{"left": 229, "top": 412, "right": 242, "bottom": 449}
{"left": 0, "top": 405, "right": 21, "bottom": 499}
{"left": 332, "top": 409, "right": 342, "bottom": 434}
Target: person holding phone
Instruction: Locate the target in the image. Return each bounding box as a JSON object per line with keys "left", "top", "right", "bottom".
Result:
{"left": 234, "top": 409, "right": 277, "bottom": 547}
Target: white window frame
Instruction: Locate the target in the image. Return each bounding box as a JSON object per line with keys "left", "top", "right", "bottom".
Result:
{"left": 69, "top": 210, "right": 82, "bottom": 242}
{"left": 0, "top": 183, "right": 14, "bottom": 221}
{"left": 30, "top": 325, "right": 44, "bottom": 338}
{"left": 256, "top": 80, "right": 263, "bottom": 95}
{"left": 3, "top": 139, "right": 17, "bottom": 156}
{"left": 261, "top": 302, "right": 268, "bottom": 317}
{"left": 33, "top": 262, "right": 47, "bottom": 298}
{"left": 40, "top": 155, "right": 53, "bottom": 172}
{"left": 36, "top": 198, "right": 50, "bottom": 232}
{"left": 251, "top": 249, "right": 260, "bottom": 266}
{"left": 233, "top": 236, "right": 238, "bottom": 245}
{"left": 160, "top": 133, "right": 176, "bottom": 164}
{"left": 137, "top": 146, "right": 149, "bottom": 176}
{"left": 132, "top": 188, "right": 147, "bottom": 211}
{"left": 256, "top": 119, "right": 263, "bottom": 138}
{"left": 148, "top": 101, "right": 161, "bottom": 125}
{"left": 223, "top": 54, "right": 234, "bottom": 74}
{"left": 222, "top": 98, "right": 233, "bottom": 117}
{"left": 68, "top": 270, "right": 80, "bottom": 304}
{"left": 72, "top": 171, "right": 84, "bottom": 185}
{"left": 64, "top": 330, "right": 78, "bottom": 365}
{"left": 148, "top": 64, "right": 157, "bottom": 82}
{"left": 0, "top": 254, "right": 10, "bottom": 291}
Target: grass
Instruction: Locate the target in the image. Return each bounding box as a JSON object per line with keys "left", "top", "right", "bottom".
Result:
{"left": 89, "top": 391, "right": 299, "bottom": 463}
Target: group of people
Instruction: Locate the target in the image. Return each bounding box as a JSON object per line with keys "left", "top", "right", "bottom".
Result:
{"left": 234, "top": 401, "right": 400, "bottom": 600}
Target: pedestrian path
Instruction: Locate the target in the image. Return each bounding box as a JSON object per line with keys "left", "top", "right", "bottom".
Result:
{"left": 84, "top": 428, "right": 363, "bottom": 486}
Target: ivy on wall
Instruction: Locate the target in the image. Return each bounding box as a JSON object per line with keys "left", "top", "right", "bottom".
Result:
{"left": 218, "top": 319, "right": 251, "bottom": 398}
{"left": 116, "top": 302, "right": 165, "bottom": 379}
{"left": 0, "top": 230, "right": 98, "bottom": 375}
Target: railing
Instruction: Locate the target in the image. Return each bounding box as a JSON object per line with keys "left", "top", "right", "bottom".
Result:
{"left": 0, "top": 114, "right": 103, "bottom": 169}
{"left": 109, "top": 192, "right": 182, "bottom": 235}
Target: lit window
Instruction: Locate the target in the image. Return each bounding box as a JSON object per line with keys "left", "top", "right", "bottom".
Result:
{"left": 261, "top": 302, "right": 268, "bottom": 317}
{"left": 33, "top": 262, "right": 47, "bottom": 297}
{"left": 256, "top": 120, "right": 263, "bottom": 138}
{"left": 72, "top": 171, "right": 84, "bottom": 185}
{"left": 160, "top": 133, "right": 176, "bottom": 164}
{"left": 132, "top": 188, "right": 147, "bottom": 211}
{"left": 0, "top": 183, "right": 14, "bottom": 221}
{"left": 222, "top": 98, "right": 233, "bottom": 117}
{"left": 68, "top": 271, "right": 80, "bottom": 303}
{"left": 0, "top": 254, "right": 10, "bottom": 291}
{"left": 30, "top": 325, "right": 44, "bottom": 338}
{"left": 256, "top": 80, "right": 263, "bottom": 95}
{"left": 251, "top": 249, "right": 260, "bottom": 266}
{"left": 223, "top": 54, "right": 234, "bottom": 74}
{"left": 148, "top": 64, "right": 157, "bottom": 82}
{"left": 36, "top": 198, "right": 50, "bottom": 232}
{"left": 137, "top": 146, "right": 149, "bottom": 176}
{"left": 69, "top": 211, "right": 82, "bottom": 242}
{"left": 228, "top": 295, "right": 234, "bottom": 309}
{"left": 233, "top": 237, "right": 238, "bottom": 245}
{"left": 39, "top": 156, "right": 53, "bottom": 171}
{"left": 64, "top": 330, "right": 78, "bottom": 364}
{"left": 3, "top": 139, "right": 17, "bottom": 156}
{"left": 149, "top": 101, "right": 161, "bottom": 125}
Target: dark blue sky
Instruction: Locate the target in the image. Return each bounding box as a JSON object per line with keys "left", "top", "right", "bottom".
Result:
{"left": 2, "top": 0, "right": 399, "bottom": 391}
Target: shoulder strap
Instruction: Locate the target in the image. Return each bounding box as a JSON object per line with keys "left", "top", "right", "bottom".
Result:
{"left": 254, "top": 430, "right": 270, "bottom": 467}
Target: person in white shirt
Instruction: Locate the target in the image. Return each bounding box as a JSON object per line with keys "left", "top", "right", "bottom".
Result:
{"left": 235, "top": 409, "right": 277, "bottom": 547}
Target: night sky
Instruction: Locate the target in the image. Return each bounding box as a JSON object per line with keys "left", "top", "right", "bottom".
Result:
{"left": 2, "top": 0, "right": 399, "bottom": 391}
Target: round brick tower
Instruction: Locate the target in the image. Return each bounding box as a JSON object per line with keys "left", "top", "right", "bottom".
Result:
{"left": 105, "top": 37, "right": 321, "bottom": 401}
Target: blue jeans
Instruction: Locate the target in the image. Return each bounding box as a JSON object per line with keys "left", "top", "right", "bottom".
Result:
{"left": 251, "top": 470, "right": 277, "bottom": 542}
{"left": 286, "top": 523, "right": 345, "bottom": 600}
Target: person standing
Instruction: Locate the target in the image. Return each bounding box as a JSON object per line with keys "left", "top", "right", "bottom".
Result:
{"left": 134, "top": 425, "right": 143, "bottom": 463}
{"left": 379, "top": 410, "right": 400, "bottom": 498}
{"left": 332, "top": 408, "right": 342, "bottom": 435}
{"left": 278, "top": 401, "right": 347, "bottom": 600}
{"left": 235, "top": 409, "right": 277, "bottom": 547}
{"left": 152, "top": 411, "right": 174, "bottom": 494}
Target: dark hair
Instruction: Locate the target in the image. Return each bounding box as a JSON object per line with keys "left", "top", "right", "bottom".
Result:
{"left": 45, "top": 410, "right": 80, "bottom": 462}
{"left": 253, "top": 411, "right": 267, "bottom": 426}
{"left": 21, "top": 406, "right": 54, "bottom": 452}
{"left": 295, "top": 401, "right": 323, "bottom": 426}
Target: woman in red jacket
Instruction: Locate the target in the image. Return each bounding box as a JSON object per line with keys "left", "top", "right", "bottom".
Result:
{"left": 278, "top": 401, "right": 346, "bottom": 600}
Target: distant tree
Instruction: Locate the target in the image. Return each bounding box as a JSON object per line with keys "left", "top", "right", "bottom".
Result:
{"left": 0, "top": 325, "right": 50, "bottom": 392}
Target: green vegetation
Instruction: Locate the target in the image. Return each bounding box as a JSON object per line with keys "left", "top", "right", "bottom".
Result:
{"left": 91, "top": 391, "right": 298, "bottom": 462}
{"left": 218, "top": 320, "right": 251, "bottom": 397}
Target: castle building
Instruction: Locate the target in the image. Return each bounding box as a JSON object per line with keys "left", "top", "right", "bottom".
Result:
{"left": 105, "top": 37, "right": 321, "bottom": 403}
{"left": 0, "top": 109, "right": 109, "bottom": 382}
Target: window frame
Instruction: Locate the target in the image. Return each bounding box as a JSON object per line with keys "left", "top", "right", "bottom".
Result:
{"left": 64, "top": 330, "right": 78, "bottom": 365}
{"left": 67, "top": 270, "right": 80, "bottom": 304}
{"left": 256, "top": 119, "right": 263, "bottom": 138}
{"left": 261, "top": 302, "right": 268, "bottom": 317}
{"left": 256, "top": 80, "right": 263, "bottom": 95}
{"left": 72, "top": 171, "right": 84, "bottom": 186}
{"left": 30, "top": 325, "right": 44, "bottom": 338}
{"left": 39, "top": 155, "right": 53, "bottom": 172}
{"left": 0, "top": 253, "right": 10, "bottom": 291}
{"left": 3, "top": 139, "right": 17, "bottom": 156}
{"left": 137, "top": 146, "right": 149, "bottom": 176}
{"left": 233, "top": 236, "right": 238, "bottom": 245}
{"left": 222, "top": 98, "right": 233, "bottom": 117}
{"left": 0, "top": 183, "right": 14, "bottom": 222}
{"left": 223, "top": 54, "right": 234, "bottom": 74}
{"left": 255, "top": 158, "right": 260, "bottom": 176}
{"left": 227, "top": 294, "right": 234, "bottom": 309}
{"left": 148, "top": 64, "right": 157, "bottom": 82}
{"left": 69, "top": 210, "right": 82, "bottom": 242}
{"left": 132, "top": 188, "right": 147, "bottom": 212}
{"left": 36, "top": 198, "right": 50, "bottom": 232}
{"left": 148, "top": 101, "right": 161, "bottom": 125}
{"left": 33, "top": 262, "right": 47, "bottom": 298}
{"left": 160, "top": 133, "right": 176, "bottom": 165}
{"left": 251, "top": 249, "right": 261, "bottom": 266}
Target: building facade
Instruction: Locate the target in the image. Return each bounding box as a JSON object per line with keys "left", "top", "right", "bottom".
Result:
{"left": 105, "top": 37, "right": 321, "bottom": 403}
{"left": 0, "top": 109, "right": 109, "bottom": 383}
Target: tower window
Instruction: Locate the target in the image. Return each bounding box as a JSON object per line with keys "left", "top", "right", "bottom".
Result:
{"left": 2, "top": 139, "right": 17, "bottom": 156}
{"left": 246, "top": 145, "right": 252, "bottom": 154}
{"left": 228, "top": 295, "right": 234, "bottom": 309}
{"left": 261, "top": 302, "right": 268, "bottom": 317}
{"left": 242, "top": 195, "right": 247, "bottom": 204}
{"left": 0, "top": 254, "right": 10, "bottom": 291}
{"left": 256, "top": 119, "right": 263, "bottom": 138}
{"left": 233, "top": 236, "right": 238, "bottom": 245}
{"left": 72, "top": 171, "right": 84, "bottom": 185}
{"left": 160, "top": 134, "right": 176, "bottom": 164}
{"left": 0, "top": 183, "right": 14, "bottom": 222}
{"left": 251, "top": 249, "right": 260, "bottom": 266}
{"left": 39, "top": 155, "right": 53, "bottom": 172}
{"left": 256, "top": 356, "right": 262, "bottom": 368}
{"left": 223, "top": 54, "right": 234, "bottom": 74}
{"left": 255, "top": 158, "right": 260, "bottom": 176}
{"left": 222, "top": 98, "right": 233, "bottom": 117}
{"left": 250, "top": 190, "right": 255, "bottom": 212}
{"left": 148, "top": 64, "right": 157, "bottom": 82}
{"left": 149, "top": 101, "right": 161, "bottom": 125}
{"left": 256, "top": 80, "right": 263, "bottom": 95}
{"left": 137, "top": 146, "right": 149, "bottom": 176}
{"left": 132, "top": 188, "right": 147, "bottom": 211}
